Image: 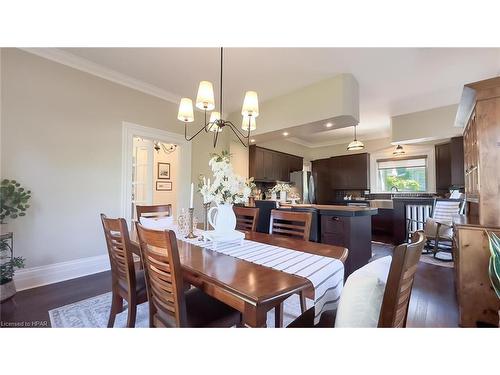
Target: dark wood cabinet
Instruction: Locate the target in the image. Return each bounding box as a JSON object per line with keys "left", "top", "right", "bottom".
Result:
{"left": 435, "top": 136, "right": 464, "bottom": 195}
{"left": 312, "top": 153, "right": 370, "bottom": 203}
{"left": 311, "top": 158, "right": 333, "bottom": 204}
{"left": 249, "top": 145, "right": 303, "bottom": 182}
{"left": 450, "top": 136, "right": 465, "bottom": 188}
{"left": 435, "top": 142, "right": 451, "bottom": 194}
{"left": 320, "top": 213, "right": 373, "bottom": 277}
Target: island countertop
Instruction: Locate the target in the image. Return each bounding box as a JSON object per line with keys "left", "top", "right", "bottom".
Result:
{"left": 279, "top": 203, "right": 378, "bottom": 217}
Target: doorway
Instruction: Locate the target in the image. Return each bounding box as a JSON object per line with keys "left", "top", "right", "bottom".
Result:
{"left": 121, "top": 122, "right": 192, "bottom": 226}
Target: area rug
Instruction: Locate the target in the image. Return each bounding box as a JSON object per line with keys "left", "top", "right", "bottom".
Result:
{"left": 371, "top": 241, "right": 453, "bottom": 268}
{"left": 49, "top": 292, "right": 306, "bottom": 328}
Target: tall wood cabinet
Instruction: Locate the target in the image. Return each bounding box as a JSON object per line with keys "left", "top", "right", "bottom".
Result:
{"left": 453, "top": 77, "right": 500, "bottom": 327}
{"left": 435, "top": 136, "right": 465, "bottom": 195}
{"left": 457, "top": 77, "right": 500, "bottom": 226}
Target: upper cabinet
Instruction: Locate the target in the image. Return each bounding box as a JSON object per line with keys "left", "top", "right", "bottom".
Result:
{"left": 249, "top": 145, "right": 303, "bottom": 182}
{"left": 312, "top": 153, "right": 370, "bottom": 203}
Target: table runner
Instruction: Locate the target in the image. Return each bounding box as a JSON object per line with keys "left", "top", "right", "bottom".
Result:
{"left": 174, "top": 227, "right": 344, "bottom": 324}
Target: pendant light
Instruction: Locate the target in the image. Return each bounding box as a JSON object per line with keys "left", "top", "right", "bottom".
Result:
{"left": 347, "top": 124, "right": 364, "bottom": 151}
{"left": 393, "top": 144, "right": 405, "bottom": 156}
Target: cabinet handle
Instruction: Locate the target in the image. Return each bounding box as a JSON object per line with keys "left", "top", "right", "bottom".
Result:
{"left": 331, "top": 217, "right": 340, "bottom": 221}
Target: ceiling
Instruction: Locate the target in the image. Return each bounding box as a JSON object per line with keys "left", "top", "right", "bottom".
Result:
{"left": 60, "top": 47, "right": 500, "bottom": 146}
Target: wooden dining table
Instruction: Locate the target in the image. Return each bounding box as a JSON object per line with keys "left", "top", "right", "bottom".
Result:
{"left": 129, "top": 230, "right": 348, "bottom": 327}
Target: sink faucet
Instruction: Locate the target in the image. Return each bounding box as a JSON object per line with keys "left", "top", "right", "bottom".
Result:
{"left": 391, "top": 186, "right": 399, "bottom": 192}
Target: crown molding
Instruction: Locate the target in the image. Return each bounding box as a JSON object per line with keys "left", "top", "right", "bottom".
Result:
{"left": 20, "top": 48, "right": 181, "bottom": 105}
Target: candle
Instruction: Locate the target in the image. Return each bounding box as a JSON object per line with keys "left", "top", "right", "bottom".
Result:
{"left": 190, "top": 182, "right": 194, "bottom": 209}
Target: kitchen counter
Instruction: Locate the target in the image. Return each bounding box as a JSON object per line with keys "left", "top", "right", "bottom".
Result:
{"left": 279, "top": 203, "right": 376, "bottom": 277}
{"left": 279, "top": 203, "right": 378, "bottom": 217}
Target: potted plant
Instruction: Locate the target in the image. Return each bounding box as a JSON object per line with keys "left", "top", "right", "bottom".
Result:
{"left": 197, "top": 151, "right": 252, "bottom": 234}
{"left": 272, "top": 183, "right": 292, "bottom": 203}
{"left": 0, "top": 179, "right": 30, "bottom": 302}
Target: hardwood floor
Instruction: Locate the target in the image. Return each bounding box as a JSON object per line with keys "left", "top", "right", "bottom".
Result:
{"left": 1, "top": 248, "right": 459, "bottom": 328}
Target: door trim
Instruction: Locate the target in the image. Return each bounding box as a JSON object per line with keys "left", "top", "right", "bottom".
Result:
{"left": 121, "top": 122, "right": 192, "bottom": 225}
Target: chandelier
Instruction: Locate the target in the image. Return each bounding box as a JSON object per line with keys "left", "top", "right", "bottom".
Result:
{"left": 177, "top": 47, "right": 259, "bottom": 148}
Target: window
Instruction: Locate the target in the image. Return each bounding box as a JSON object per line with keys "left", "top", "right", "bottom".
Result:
{"left": 377, "top": 157, "right": 427, "bottom": 192}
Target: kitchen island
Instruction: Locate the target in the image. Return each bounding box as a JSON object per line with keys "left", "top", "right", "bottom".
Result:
{"left": 279, "top": 203, "right": 378, "bottom": 277}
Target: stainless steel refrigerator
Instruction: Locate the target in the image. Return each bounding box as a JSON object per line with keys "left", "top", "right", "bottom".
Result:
{"left": 289, "top": 171, "right": 315, "bottom": 204}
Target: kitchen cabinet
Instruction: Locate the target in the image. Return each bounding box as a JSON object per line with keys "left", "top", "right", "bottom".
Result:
{"left": 311, "top": 158, "right": 333, "bottom": 204}
{"left": 435, "top": 136, "right": 464, "bottom": 195}
{"left": 249, "top": 145, "right": 303, "bottom": 182}
{"left": 435, "top": 142, "right": 451, "bottom": 194}
{"left": 450, "top": 136, "right": 465, "bottom": 187}
{"left": 312, "top": 153, "right": 370, "bottom": 203}
{"left": 320, "top": 212, "right": 373, "bottom": 277}
{"left": 456, "top": 77, "right": 500, "bottom": 227}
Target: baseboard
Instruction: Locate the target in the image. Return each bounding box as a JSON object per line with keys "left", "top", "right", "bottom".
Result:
{"left": 14, "top": 254, "right": 111, "bottom": 291}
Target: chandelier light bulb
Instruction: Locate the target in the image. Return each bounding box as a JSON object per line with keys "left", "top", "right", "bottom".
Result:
{"left": 241, "top": 91, "right": 259, "bottom": 118}
{"left": 196, "top": 81, "right": 215, "bottom": 111}
{"left": 177, "top": 98, "right": 194, "bottom": 122}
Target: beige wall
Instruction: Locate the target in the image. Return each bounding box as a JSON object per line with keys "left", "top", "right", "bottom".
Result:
{"left": 229, "top": 140, "right": 249, "bottom": 179}
{"left": 0, "top": 48, "right": 224, "bottom": 268}
{"left": 391, "top": 104, "right": 461, "bottom": 144}
{"left": 153, "top": 144, "right": 179, "bottom": 216}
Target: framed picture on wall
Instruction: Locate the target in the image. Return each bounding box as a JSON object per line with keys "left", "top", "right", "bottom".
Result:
{"left": 156, "top": 181, "right": 172, "bottom": 191}
{"left": 157, "top": 162, "right": 170, "bottom": 179}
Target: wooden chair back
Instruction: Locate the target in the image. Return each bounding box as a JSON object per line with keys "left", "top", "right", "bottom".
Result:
{"left": 136, "top": 204, "right": 172, "bottom": 220}
{"left": 234, "top": 206, "right": 260, "bottom": 232}
{"left": 100, "top": 214, "right": 136, "bottom": 292}
{"left": 135, "top": 223, "right": 187, "bottom": 327}
{"left": 378, "top": 231, "right": 426, "bottom": 327}
{"left": 269, "top": 209, "right": 312, "bottom": 241}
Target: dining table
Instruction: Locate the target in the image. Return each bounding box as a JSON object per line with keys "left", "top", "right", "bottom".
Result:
{"left": 129, "top": 229, "right": 348, "bottom": 327}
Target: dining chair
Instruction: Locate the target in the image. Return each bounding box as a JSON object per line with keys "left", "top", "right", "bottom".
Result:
{"left": 135, "top": 223, "right": 242, "bottom": 327}
{"left": 100, "top": 214, "right": 147, "bottom": 328}
{"left": 269, "top": 209, "right": 313, "bottom": 327}
{"left": 136, "top": 204, "right": 172, "bottom": 220}
{"left": 234, "top": 206, "right": 260, "bottom": 232}
{"left": 269, "top": 209, "right": 312, "bottom": 241}
{"left": 288, "top": 231, "right": 426, "bottom": 328}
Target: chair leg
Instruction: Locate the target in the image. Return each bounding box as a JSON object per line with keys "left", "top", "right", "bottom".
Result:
{"left": 108, "top": 292, "right": 123, "bottom": 328}
{"left": 299, "top": 291, "right": 307, "bottom": 313}
{"left": 126, "top": 299, "right": 137, "bottom": 328}
{"left": 275, "top": 303, "right": 284, "bottom": 328}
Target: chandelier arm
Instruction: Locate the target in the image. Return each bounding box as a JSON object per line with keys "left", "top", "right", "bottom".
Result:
{"left": 225, "top": 120, "right": 249, "bottom": 138}
{"left": 227, "top": 122, "right": 249, "bottom": 148}
{"left": 184, "top": 122, "right": 209, "bottom": 142}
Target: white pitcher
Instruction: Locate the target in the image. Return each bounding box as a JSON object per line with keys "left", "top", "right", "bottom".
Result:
{"left": 208, "top": 203, "right": 237, "bottom": 234}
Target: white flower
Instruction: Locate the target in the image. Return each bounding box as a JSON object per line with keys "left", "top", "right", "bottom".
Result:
{"left": 198, "top": 151, "right": 253, "bottom": 205}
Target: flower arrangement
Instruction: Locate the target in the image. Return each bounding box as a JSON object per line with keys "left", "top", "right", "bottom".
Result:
{"left": 198, "top": 151, "right": 253, "bottom": 205}
{"left": 271, "top": 183, "right": 291, "bottom": 193}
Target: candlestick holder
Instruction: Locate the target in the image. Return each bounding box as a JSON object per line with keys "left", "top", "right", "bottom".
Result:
{"left": 203, "top": 202, "right": 211, "bottom": 231}
{"left": 185, "top": 207, "right": 198, "bottom": 239}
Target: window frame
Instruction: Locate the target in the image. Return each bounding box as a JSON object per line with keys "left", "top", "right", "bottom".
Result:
{"left": 376, "top": 155, "right": 428, "bottom": 193}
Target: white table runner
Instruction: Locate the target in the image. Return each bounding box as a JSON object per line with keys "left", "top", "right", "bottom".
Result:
{"left": 173, "top": 227, "right": 344, "bottom": 325}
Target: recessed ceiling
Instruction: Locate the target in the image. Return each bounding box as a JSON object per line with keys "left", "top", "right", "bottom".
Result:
{"left": 60, "top": 47, "right": 500, "bottom": 146}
